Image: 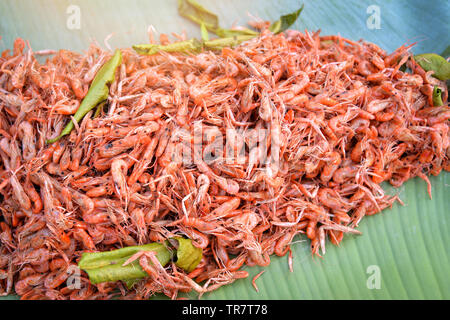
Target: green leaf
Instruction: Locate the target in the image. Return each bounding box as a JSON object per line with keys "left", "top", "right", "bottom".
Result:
{"left": 173, "top": 237, "right": 203, "bottom": 273}
{"left": 203, "top": 35, "right": 255, "bottom": 51}
{"left": 133, "top": 35, "right": 255, "bottom": 56}
{"left": 178, "top": 0, "right": 259, "bottom": 38}
{"left": 89, "top": 49, "right": 123, "bottom": 89}
{"left": 132, "top": 38, "right": 203, "bottom": 55}
{"left": 215, "top": 27, "right": 259, "bottom": 38}
{"left": 432, "top": 86, "right": 444, "bottom": 106}
{"left": 46, "top": 49, "right": 122, "bottom": 144}
{"left": 269, "top": 4, "right": 304, "bottom": 34}
{"left": 178, "top": 0, "right": 219, "bottom": 32}
{"left": 78, "top": 239, "right": 202, "bottom": 285}
{"left": 200, "top": 22, "right": 209, "bottom": 41}
{"left": 414, "top": 53, "right": 450, "bottom": 81}
{"left": 78, "top": 243, "right": 172, "bottom": 284}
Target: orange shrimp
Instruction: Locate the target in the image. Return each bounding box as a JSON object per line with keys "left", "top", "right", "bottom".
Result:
{"left": 320, "top": 151, "right": 342, "bottom": 182}
{"left": 111, "top": 159, "right": 129, "bottom": 206}
{"left": 23, "top": 182, "right": 43, "bottom": 214}
{"left": 15, "top": 274, "right": 44, "bottom": 296}
{"left": 208, "top": 197, "right": 241, "bottom": 219}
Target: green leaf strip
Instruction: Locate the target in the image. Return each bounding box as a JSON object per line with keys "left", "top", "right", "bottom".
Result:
{"left": 46, "top": 49, "right": 122, "bottom": 143}
{"left": 133, "top": 35, "right": 255, "bottom": 56}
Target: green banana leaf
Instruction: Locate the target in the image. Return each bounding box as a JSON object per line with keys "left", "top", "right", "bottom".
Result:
{"left": 0, "top": 0, "right": 448, "bottom": 300}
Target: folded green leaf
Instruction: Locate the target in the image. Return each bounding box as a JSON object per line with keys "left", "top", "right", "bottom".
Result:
{"left": 133, "top": 35, "right": 255, "bottom": 56}
{"left": 78, "top": 238, "right": 203, "bottom": 285}
{"left": 178, "top": 0, "right": 219, "bottom": 32}
{"left": 178, "top": 0, "right": 259, "bottom": 38}
{"left": 132, "top": 38, "right": 203, "bottom": 55}
{"left": 215, "top": 27, "right": 259, "bottom": 38}
{"left": 432, "top": 86, "right": 444, "bottom": 106}
{"left": 46, "top": 49, "right": 122, "bottom": 144}
{"left": 203, "top": 35, "right": 256, "bottom": 51}
{"left": 414, "top": 53, "right": 450, "bottom": 81}
{"left": 78, "top": 243, "right": 172, "bottom": 284}
{"left": 269, "top": 4, "right": 304, "bottom": 34}
{"left": 173, "top": 237, "right": 203, "bottom": 272}
{"left": 200, "top": 22, "right": 210, "bottom": 41}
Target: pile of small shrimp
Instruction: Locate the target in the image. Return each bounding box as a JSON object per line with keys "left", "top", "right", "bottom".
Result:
{"left": 0, "top": 27, "right": 448, "bottom": 300}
